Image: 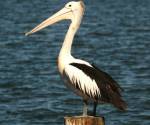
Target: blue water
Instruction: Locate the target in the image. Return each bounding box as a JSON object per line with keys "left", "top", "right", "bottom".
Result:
{"left": 0, "top": 0, "right": 150, "bottom": 125}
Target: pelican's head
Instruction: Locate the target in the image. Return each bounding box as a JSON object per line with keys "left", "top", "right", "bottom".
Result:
{"left": 26, "top": 1, "right": 85, "bottom": 36}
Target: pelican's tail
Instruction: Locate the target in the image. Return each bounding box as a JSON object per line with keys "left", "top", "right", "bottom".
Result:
{"left": 111, "top": 94, "right": 127, "bottom": 111}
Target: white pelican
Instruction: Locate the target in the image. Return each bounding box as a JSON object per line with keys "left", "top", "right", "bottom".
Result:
{"left": 26, "top": 1, "right": 127, "bottom": 116}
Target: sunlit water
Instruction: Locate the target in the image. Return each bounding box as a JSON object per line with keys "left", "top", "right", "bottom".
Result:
{"left": 0, "top": 0, "right": 150, "bottom": 125}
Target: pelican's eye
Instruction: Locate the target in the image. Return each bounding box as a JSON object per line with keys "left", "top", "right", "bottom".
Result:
{"left": 69, "top": 4, "right": 72, "bottom": 7}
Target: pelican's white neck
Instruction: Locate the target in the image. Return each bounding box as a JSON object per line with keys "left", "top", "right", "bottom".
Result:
{"left": 59, "top": 22, "right": 79, "bottom": 57}
{"left": 59, "top": 1, "right": 85, "bottom": 57}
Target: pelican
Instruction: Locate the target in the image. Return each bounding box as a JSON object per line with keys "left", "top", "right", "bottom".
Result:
{"left": 26, "top": 1, "right": 127, "bottom": 116}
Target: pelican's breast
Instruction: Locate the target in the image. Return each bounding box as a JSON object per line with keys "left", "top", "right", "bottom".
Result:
{"left": 58, "top": 54, "right": 74, "bottom": 75}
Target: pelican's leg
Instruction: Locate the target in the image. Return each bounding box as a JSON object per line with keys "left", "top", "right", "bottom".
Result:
{"left": 93, "top": 101, "right": 97, "bottom": 116}
{"left": 83, "top": 100, "right": 88, "bottom": 116}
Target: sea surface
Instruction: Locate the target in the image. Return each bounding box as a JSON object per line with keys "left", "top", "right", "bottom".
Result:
{"left": 0, "top": 0, "right": 150, "bottom": 125}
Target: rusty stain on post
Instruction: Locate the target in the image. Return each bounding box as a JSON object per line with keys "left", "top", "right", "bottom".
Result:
{"left": 64, "top": 116, "right": 105, "bottom": 125}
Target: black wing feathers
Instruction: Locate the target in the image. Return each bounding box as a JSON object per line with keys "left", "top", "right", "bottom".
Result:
{"left": 91, "top": 64, "right": 123, "bottom": 92}
{"left": 70, "top": 63, "right": 127, "bottom": 111}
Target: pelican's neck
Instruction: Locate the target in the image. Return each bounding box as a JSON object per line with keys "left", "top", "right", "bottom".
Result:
{"left": 59, "top": 22, "right": 79, "bottom": 57}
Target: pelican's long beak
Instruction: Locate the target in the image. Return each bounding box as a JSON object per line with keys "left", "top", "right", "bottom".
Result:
{"left": 25, "top": 7, "right": 72, "bottom": 36}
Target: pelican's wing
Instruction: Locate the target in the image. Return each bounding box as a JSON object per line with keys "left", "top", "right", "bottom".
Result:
{"left": 63, "top": 63, "right": 101, "bottom": 100}
{"left": 64, "top": 63, "right": 127, "bottom": 111}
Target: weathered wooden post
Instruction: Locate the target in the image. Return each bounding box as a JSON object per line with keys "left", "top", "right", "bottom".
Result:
{"left": 64, "top": 116, "right": 105, "bottom": 125}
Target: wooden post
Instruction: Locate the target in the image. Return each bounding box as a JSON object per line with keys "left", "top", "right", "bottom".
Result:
{"left": 64, "top": 116, "right": 105, "bottom": 125}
